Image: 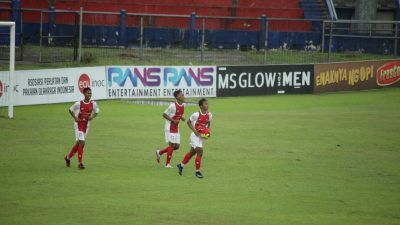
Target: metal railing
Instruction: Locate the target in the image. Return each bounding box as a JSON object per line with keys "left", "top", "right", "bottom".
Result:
{"left": 0, "top": 7, "right": 23, "bottom": 61}
{"left": 322, "top": 20, "right": 399, "bottom": 62}
{"left": 0, "top": 7, "right": 398, "bottom": 65}
{"left": 38, "top": 8, "right": 79, "bottom": 62}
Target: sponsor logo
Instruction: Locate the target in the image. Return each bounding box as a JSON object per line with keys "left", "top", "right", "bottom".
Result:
{"left": 218, "top": 71, "right": 311, "bottom": 89}
{"left": 78, "top": 73, "right": 104, "bottom": 94}
{"left": 315, "top": 65, "right": 374, "bottom": 87}
{"left": 78, "top": 74, "right": 91, "bottom": 93}
{"left": 216, "top": 65, "right": 314, "bottom": 96}
{"left": 107, "top": 67, "right": 214, "bottom": 87}
{"left": 376, "top": 62, "right": 400, "bottom": 86}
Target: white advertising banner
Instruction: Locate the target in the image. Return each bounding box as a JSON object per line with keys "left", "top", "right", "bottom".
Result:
{"left": 0, "top": 66, "right": 107, "bottom": 106}
{"left": 106, "top": 66, "right": 217, "bottom": 99}
{"left": 0, "top": 72, "right": 10, "bottom": 107}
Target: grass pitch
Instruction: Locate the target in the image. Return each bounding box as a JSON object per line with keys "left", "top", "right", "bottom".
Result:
{"left": 0, "top": 88, "right": 399, "bottom": 225}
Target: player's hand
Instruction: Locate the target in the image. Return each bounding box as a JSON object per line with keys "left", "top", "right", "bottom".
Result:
{"left": 88, "top": 117, "right": 93, "bottom": 121}
{"left": 194, "top": 131, "right": 201, "bottom": 137}
{"left": 74, "top": 117, "right": 80, "bottom": 122}
{"left": 181, "top": 116, "right": 185, "bottom": 122}
{"left": 172, "top": 119, "right": 180, "bottom": 124}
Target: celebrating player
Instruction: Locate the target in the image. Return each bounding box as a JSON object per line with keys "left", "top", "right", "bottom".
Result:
{"left": 155, "top": 90, "right": 185, "bottom": 168}
{"left": 64, "top": 87, "right": 99, "bottom": 169}
{"left": 177, "top": 98, "right": 212, "bottom": 178}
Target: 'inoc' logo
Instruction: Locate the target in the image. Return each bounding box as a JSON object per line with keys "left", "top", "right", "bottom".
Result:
{"left": 78, "top": 74, "right": 91, "bottom": 93}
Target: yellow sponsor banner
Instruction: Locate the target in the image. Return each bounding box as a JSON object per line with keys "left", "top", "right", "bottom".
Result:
{"left": 314, "top": 60, "right": 400, "bottom": 93}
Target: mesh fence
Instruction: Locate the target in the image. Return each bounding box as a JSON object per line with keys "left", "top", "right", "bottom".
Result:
{"left": 0, "top": 8, "right": 398, "bottom": 67}
{"left": 265, "top": 19, "right": 327, "bottom": 64}
{"left": 324, "top": 20, "right": 399, "bottom": 62}
{"left": 0, "top": 8, "right": 22, "bottom": 61}
{"left": 38, "top": 10, "right": 79, "bottom": 63}
{"left": 80, "top": 13, "right": 195, "bottom": 65}
{"left": 141, "top": 15, "right": 193, "bottom": 64}
{"left": 200, "top": 17, "right": 264, "bottom": 65}
{"left": 81, "top": 11, "right": 122, "bottom": 64}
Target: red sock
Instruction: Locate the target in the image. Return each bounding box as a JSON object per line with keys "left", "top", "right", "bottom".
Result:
{"left": 159, "top": 146, "right": 172, "bottom": 156}
{"left": 77, "top": 145, "right": 84, "bottom": 164}
{"left": 67, "top": 143, "right": 78, "bottom": 159}
{"left": 166, "top": 147, "right": 173, "bottom": 165}
{"left": 195, "top": 156, "right": 202, "bottom": 171}
{"left": 182, "top": 152, "right": 194, "bottom": 165}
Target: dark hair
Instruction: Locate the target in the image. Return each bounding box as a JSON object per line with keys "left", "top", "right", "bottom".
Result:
{"left": 83, "top": 87, "right": 92, "bottom": 93}
{"left": 198, "top": 98, "right": 207, "bottom": 106}
{"left": 173, "top": 89, "right": 182, "bottom": 98}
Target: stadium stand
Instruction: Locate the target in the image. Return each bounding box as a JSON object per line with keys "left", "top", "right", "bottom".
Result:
{"left": 18, "top": 0, "right": 315, "bottom": 31}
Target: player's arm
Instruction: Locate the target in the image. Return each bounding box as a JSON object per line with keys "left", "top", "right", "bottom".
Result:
{"left": 163, "top": 113, "right": 179, "bottom": 124}
{"left": 69, "top": 109, "right": 79, "bottom": 122}
{"left": 207, "top": 113, "right": 212, "bottom": 136}
{"left": 69, "top": 102, "right": 79, "bottom": 122}
{"left": 89, "top": 102, "right": 100, "bottom": 121}
{"left": 88, "top": 113, "right": 98, "bottom": 121}
{"left": 187, "top": 119, "right": 201, "bottom": 137}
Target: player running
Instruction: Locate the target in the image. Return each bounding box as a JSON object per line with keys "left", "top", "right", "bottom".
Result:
{"left": 155, "top": 90, "right": 185, "bottom": 168}
{"left": 177, "top": 98, "right": 212, "bottom": 178}
{"left": 64, "top": 87, "right": 99, "bottom": 169}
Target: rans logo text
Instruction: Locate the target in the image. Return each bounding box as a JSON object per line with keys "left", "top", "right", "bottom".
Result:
{"left": 108, "top": 67, "right": 214, "bottom": 87}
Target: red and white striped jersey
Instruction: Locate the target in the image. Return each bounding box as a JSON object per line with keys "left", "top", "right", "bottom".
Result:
{"left": 190, "top": 111, "right": 212, "bottom": 132}
{"left": 70, "top": 100, "right": 99, "bottom": 132}
{"left": 164, "top": 101, "right": 185, "bottom": 133}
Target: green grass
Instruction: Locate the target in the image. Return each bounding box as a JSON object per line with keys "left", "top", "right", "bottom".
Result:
{"left": 0, "top": 88, "right": 399, "bottom": 225}
{"left": 0, "top": 44, "right": 396, "bottom": 71}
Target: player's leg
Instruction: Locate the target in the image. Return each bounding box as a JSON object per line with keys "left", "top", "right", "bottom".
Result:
{"left": 194, "top": 147, "right": 204, "bottom": 178}
{"left": 159, "top": 132, "right": 180, "bottom": 167}
{"left": 177, "top": 147, "right": 196, "bottom": 176}
{"left": 68, "top": 142, "right": 79, "bottom": 158}
{"left": 189, "top": 133, "right": 204, "bottom": 178}
{"left": 166, "top": 133, "right": 180, "bottom": 167}
{"left": 77, "top": 140, "right": 85, "bottom": 169}
{"left": 64, "top": 141, "right": 78, "bottom": 166}
{"left": 156, "top": 131, "right": 174, "bottom": 164}
{"left": 172, "top": 142, "right": 180, "bottom": 151}
{"left": 165, "top": 142, "right": 177, "bottom": 168}
{"left": 64, "top": 128, "right": 81, "bottom": 167}
{"left": 76, "top": 130, "right": 86, "bottom": 169}
{"left": 182, "top": 147, "right": 196, "bottom": 165}
{"left": 158, "top": 145, "right": 171, "bottom": 156}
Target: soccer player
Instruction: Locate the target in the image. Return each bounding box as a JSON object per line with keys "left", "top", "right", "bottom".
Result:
{"left": 155, "top": 90, "right": 185, "bottom": 168}
{"left": 64, "top": 87, "right": 99, "bottom": 169}
{"left": 177, "top": 98, "right": 212, "bottom": 178}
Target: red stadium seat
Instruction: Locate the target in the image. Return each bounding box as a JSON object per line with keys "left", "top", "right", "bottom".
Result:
{"left": 19, "top": 0, "right": 311, "bottom": 31}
